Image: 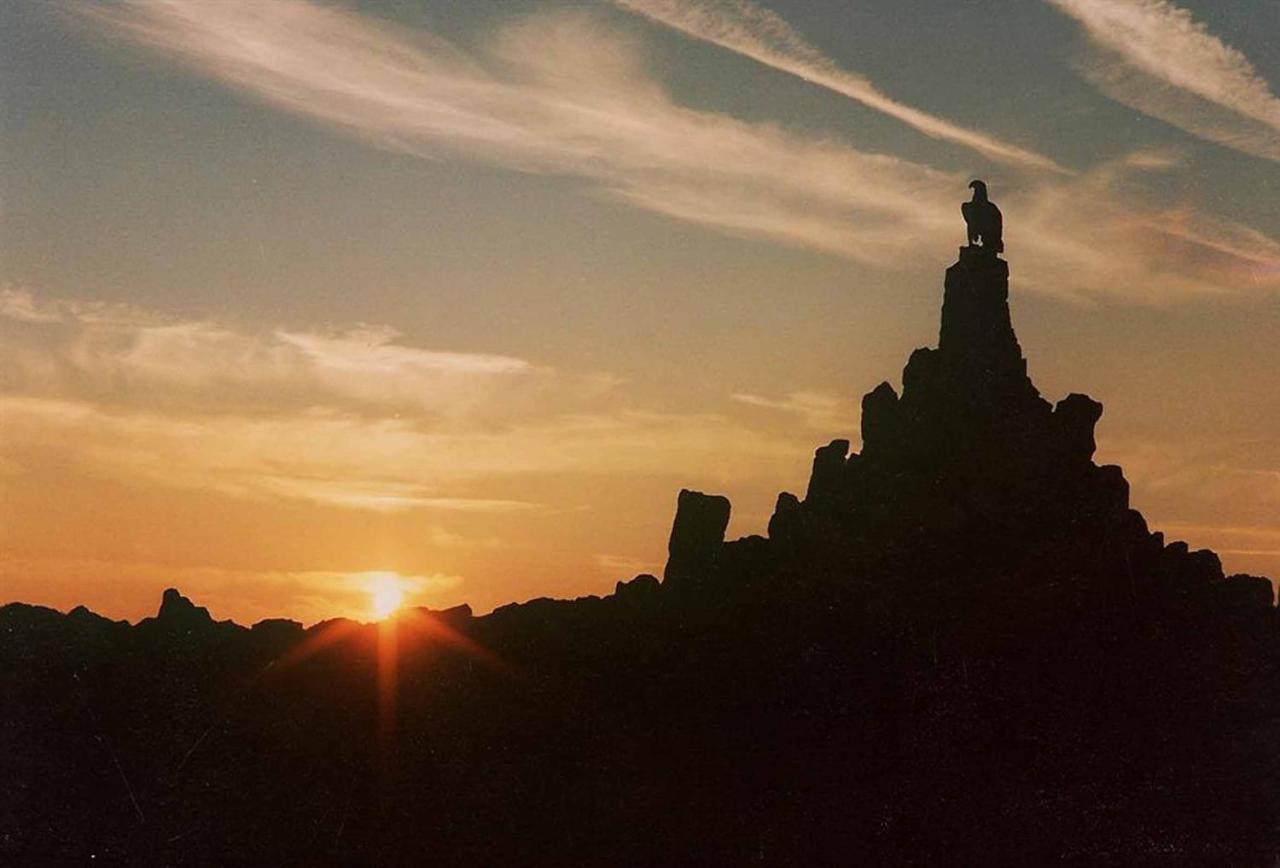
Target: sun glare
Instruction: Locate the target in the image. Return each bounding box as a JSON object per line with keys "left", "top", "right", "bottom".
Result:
{"left": 368, "top": 572, "right": 406, "bottom": 620}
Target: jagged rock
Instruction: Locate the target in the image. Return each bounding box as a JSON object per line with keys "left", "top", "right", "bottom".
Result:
{"left": 306, "top": 617, "right": 361, "bottom": 638}
{"left": 405, "top": 604, "right": 474, "bottom": 629}
{"left": 663, "top": 489, "right": 731, "bottom": 590}
{"left": 936, "top": 249, "right": 1041, "bottom": 412}
{"left": 6, "top": 230, "right": 1277, "bottom": 866}
{"left": 860, "top": 382, "right": 899, "bottom": 457}
{"left": 1093, "top": 464, "right": 1130, "bottom": 512}
{"left": 67, "top": 605, "right": 119, "bottom": 627}
{"left": 249, "top": 618, "right": 304, "bottom": 655}
{"left": 439, "top": 603, "right": 473, "bottom": 624}
{"left": 156, "top": 587, "right": 214, "bottom": 627}
{"left": 0, "top": 603, "right": 66, "bottom": 635}
{"left": 1222, "top": 574, "right": 1275, "bottom": 611}
{"left": 251, "top": 618, "right": 304, "bottom": 638}
{"left": 768, "top": 492, "right": 803, "bottom": 544}
{"left": 940, "top": 251, "right": 1018, "bottom": 365}
{"left": 805, "top": 440, "right": 849, "bottom": 504}
{"left": 1054, "top": 393, "right": 1104, "bottom": 463}
{"left": 716, "top": 535, "right": 773, "bottom": 586}
{"left": 615, "top": 574, "right": 660, "bottom": 602}
{"left": 1190, "top": 548, "right": 1225, "bottom": 583}
{"left": 901, "top": 347, "right": 941, "bottom": 400}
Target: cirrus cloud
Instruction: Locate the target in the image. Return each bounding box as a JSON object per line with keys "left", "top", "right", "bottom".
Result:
{"left": 75, "top": 0, "right": 1280, "bottom": 302}
{"left": 611, "top": 0, "right": 1068, "bottom": 172}
{"left": 1046, "top": 0, "right": 1280, "bottom": 162}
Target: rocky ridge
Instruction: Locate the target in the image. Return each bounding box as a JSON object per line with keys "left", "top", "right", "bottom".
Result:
{"left": 2, "top": 247, "right": 1276, "bottom": 864}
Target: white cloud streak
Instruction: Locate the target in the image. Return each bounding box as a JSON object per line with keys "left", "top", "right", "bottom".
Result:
{"left": 76, "top": 0, "right": 968, "bottom": 265}
{"left": 0, "top": 286, "right": 597, "bottom": 425}
{"left": 1046, "top": 0, "right": 1280, "bottom": 162}
{"left": 611, "top": 0, "right": 1068, "bottom": 173}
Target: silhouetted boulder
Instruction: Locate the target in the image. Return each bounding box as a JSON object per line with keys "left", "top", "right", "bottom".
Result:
{"left": 1095, "top": 464, "right": 1130, "bottom": 511}
{"left": 768, "top": 492, "right": 803, "bottom": 545}
{"left": 305, "top": 617, "right": 361, "bottom": 640}
{"left": 663, "top": 489, "right": 731, "bottom": 590}
{"left": 616, "top": 574, "right": 660, "bottom": 602}
{"left": 408, "top": 604, "right": 474, "bottom": 624}
{"left": 860, "top": 382, "right": 899, "bottom": 457}
{"left": 804, "top": 439, "right": 849, "bottom": 504}
{"left": 1190, "top": 548, "right": 1226, "bottom": 583}
{"left": 1054, "top": 393, "right": 1104, "bottom": 463}
{"left": 434, "top": 603, "right": 474, "bottom": 627}
{"left": 1222, "top": 574, "right": 1275, "bottom": 611}
{"left": 901, "top": 346, "right": 941, "bottom": 400}
{"left": 250, "top": 618, "right": 304, "bottom": 641}
{"left": 157, "top": 587, "right": 213, "bottom": 626}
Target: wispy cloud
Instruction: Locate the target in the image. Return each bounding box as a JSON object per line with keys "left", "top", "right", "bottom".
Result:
{"left": 1046, "top": 0, "right": 1280, "bottom": 162}
{"left": 594, "top": 553, "right": 653, "bottom": 576}
{"left": 1007, "top": 152, "right": 1280, "bottom": 303}
{"left": 0, "top": 286, "right": 598, "bottom": 425}
{"left": 0, "top": 287, "right": 808, "bottom": 513}
{"left": 0, "top": 394, "right": 805, "bottom": 510}
{"left": 75, "top": 0, "right": 1280, "bottom": 303}
{"left": 611, "top": 0, "right": 1068, "bottom": 173}
{"left": 80, "top": 0, "right": 961, "bottom": 268}
{"left": 731, "top": 390, "right": 853, "bottom": 432}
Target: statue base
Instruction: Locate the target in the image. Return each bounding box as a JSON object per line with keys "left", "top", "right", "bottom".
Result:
{"left": 958, "top": 244, "right": 1003, "bottom": 264}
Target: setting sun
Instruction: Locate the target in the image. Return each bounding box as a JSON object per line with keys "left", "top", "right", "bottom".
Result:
{"left": 367, "top": 572, "right": 406, "bottom": 620}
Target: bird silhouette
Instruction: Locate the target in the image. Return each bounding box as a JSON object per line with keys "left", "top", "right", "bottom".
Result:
{"left": 962, "top": 179, "right": 1003, "bottom": 253}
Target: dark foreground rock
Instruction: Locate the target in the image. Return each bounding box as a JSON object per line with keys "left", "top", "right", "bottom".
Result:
{"left": 2, "top": 250, "right": 1277, "bottom": 865}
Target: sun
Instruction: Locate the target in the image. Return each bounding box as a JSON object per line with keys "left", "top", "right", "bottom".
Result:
{"left": 368, "top": 572, "right": 406, "bottom": 620}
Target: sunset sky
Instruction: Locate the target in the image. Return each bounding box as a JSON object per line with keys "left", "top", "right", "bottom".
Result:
{"left": 2, "top": 0, "right": 1278, "bottom": 625}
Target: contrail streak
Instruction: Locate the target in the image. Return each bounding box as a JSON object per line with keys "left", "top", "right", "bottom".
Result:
{"left": 612, "top": 0, "right": 1070, "bottom": 173}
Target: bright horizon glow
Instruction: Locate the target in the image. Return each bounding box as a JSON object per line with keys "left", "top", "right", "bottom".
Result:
{"left": 367, "top": 572, "right": 407, "bottom": 620}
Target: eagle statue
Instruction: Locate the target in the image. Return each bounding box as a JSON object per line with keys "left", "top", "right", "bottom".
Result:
{"left": 961, "top": 179, "right": 1003, "bottom": 254}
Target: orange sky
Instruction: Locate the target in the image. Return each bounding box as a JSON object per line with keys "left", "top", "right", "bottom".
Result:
{"left": 2, "top": 0, "right": 1278, "bottom": 625}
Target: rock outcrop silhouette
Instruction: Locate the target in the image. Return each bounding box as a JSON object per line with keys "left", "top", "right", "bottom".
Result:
{"left": 2, "top": 244, "right": 1276, "bottom": 865}
{"left": 664, "top": 488, "right": 732, "bottom": 590}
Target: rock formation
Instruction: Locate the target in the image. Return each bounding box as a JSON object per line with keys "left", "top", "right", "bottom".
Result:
{"left": 670, "top": 246, "right": 1269, "bottom": 639}
{"left": 1, "top": 244, "right": 1275, "bottom": 865}
{"left": 663, "top": 488, "right": 731, "bottom": 590}
{"left": 155, "top": 587, "right": 214, "bottom": 628}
